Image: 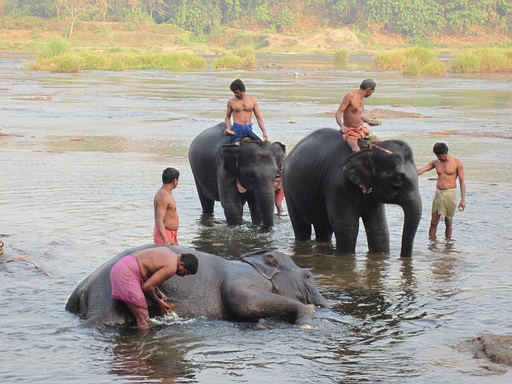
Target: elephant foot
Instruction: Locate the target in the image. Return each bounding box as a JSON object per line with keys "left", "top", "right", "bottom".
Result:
{"left": 236, "top": 179, "right": 247, "bottom": 194}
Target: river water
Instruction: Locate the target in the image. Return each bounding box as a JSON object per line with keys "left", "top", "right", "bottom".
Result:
{"left": 1, "top": 52, "right": 512, "bottom": 383}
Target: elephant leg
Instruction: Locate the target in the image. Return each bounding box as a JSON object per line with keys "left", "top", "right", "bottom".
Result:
{"left": 287, "top": 198, "right": 312, "bottom": 241}
{"left": 330, "top": 213, "right": 360, "bottom": 254}
{"left": 195, "top": 185, "right": 215, "bottom": 215}
{"left": 226, "top": 287, "right": 315, "bottom": 326}
{"left": 362, "top": 204, "right": 390, "bottom": 254}
{"left": 313, "top": 224, "right": 333, "bottom": 242}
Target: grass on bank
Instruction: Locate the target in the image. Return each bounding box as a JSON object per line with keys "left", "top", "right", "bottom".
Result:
{"left": 30, "top": 38, "right": 206, "bottom": 72}
{"left": 211, "top": 46, "right": 257, "bottom": 70}
{"left": 374, "top": 47, "right": 445, "bottom": 75}
{"left": 450, "top": 47, "right": 512, "bottom": 73}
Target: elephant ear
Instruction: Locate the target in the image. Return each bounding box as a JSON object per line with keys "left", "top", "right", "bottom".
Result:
{"left": 241, "top": 250, "right": 281, "bottom": 280}
{"left": 272, "top": 141, "right": 286, "bottom": 170}
{"left": 220, "top": 145, "right": 240, "bottom": 178}
{"left": 342, "top": 149, "right": 375, "bottom": 191}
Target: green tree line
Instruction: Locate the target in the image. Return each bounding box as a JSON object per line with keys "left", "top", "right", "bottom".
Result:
{"left": 1, "top": 0, "right": 511, "bottom": 38}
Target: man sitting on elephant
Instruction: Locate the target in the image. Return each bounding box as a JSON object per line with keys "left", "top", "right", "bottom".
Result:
{"left": 110, "top": 247, "right": 198, "bottom": 329}
{"left": 224, "top": 78, "right": 269, "bottom": 145}
{"left": 335, "top": 78, "right": 381, "bottom": 152}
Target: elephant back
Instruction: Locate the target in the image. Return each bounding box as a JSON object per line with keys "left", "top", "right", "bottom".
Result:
{"left": 188, "top": 122, "right": 231, "bottom": 199}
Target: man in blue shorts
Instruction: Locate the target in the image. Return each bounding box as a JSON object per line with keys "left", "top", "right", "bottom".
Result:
{"left": 224, "top": 78, "right": 269, "bottom": 145}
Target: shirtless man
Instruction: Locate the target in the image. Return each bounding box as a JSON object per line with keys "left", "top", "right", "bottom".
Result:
{"left": 153, "top": 167, "right": 179, "bottom": 245}
{"left": 335, "top": 78, "right": 381, "bottom": 152}
{"left": 110, "top": 247, "right": 198, "bottom": 329}
{"left": 417, "top": 142, "right": 466, "bottom": 240}
{"left": 224, "top": 78, "right": 269, "bottom": 145}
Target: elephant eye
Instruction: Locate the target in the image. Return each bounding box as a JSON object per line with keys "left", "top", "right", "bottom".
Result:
{"left": 391, "top": 174, "right": 405, "bottom": 187}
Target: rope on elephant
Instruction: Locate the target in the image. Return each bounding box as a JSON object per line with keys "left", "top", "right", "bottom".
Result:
{"left": 360, "top": 139, "right": 394, "bottom": 155}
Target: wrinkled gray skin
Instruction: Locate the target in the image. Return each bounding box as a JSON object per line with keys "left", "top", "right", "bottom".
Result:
{"left": 65, "top": 245, "right": 329, "bottom": 327}
{"left": 283, "top": 128, "right": 422, "bottom": 257}
{"left": 188, "top": 122, "right": 286, "bottom": 227}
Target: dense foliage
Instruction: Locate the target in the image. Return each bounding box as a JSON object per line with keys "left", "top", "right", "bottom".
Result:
{"left": 1, "top": 0, "right": 511, "bottom": 38}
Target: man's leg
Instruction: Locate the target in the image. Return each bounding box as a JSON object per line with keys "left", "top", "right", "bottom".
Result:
{"left": 127, "top": 303, "right": 151, "bottom": 329}
{"left": 429, "top": 211, "right": 440, "bottom": 240}
{"left": 347, "top": 138, "right": 360, "bottom": 152}
{"left": 444, "top": 218, "right": 453, "bottom": 240}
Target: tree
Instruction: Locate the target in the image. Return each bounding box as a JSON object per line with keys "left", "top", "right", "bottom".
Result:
{"left": 61, "top": 0, "right": 92, "bottom": 37}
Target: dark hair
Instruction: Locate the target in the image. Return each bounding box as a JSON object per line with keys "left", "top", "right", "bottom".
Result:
{"left": 180, "top": 253, "right": 198, "bottom": 274}
{"left": 230, "top": 78, "right": 246, "bottom": 92}
{"left": 360, "top": 78, "right": 376, "bottom": 90}
{"left": 433, "top": 142, "right": 449, "bottom": 156}
{"left": 162, "top": 167, "right": 179, "bottom": 184}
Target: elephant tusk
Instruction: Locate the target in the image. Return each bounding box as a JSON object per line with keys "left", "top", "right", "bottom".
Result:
{"left": 359, "top": 185, "right": 373, "bottom": 194}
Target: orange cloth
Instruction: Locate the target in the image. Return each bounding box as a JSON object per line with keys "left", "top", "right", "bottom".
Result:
{"left": 274, "top": 176, "right": 284, "bottom": 203}
{"left": 342, "top": 125, "right": 372, "bottom": 142}
{"left": 153, "top": 225, "right": 178, "bottom": 244}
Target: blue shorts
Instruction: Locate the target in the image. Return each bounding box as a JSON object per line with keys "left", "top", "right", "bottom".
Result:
{"left": 231, "top": 123, "right": 261, "bottom": 144}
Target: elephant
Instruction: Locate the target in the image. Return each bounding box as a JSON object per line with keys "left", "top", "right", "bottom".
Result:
{"left": 188, "top": 122, "right": 286, "bottom": 227}
{"left": 282, "top": 128, "right": 422, "bottom": 257}
{"left": 65, "top": 245, "right": 329, "bottom": 327}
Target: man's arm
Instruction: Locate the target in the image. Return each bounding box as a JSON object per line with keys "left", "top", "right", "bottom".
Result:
{"left": 252, "top": 98, "right": 268, "bottom": 141}
{"left": 457, "top": 159, "right": 466, "bottom": 211}
{"left": 417, "top": 160, "right": 436, "bottom": 175}
{"left": 335, "top": 94, "right": 351, "bottom": 131}
{"left": 142, "top": 264, "right": 176, "bottom": 313}
{"left": 225, "top": 101, "right": 233, "bottom": 131}
{"left": 154, "top": 194, "right": 171, "bottom": 244}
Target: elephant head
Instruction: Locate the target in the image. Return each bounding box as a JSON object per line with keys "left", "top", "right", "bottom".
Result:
{"left": 342, "top": 141, "right": 422, "bottom": 257}
{"left": 241, "top": 250, "right": 329, "bottom": 308}
{"left": 220, "top": 141, "right": 285, "bottom": 227}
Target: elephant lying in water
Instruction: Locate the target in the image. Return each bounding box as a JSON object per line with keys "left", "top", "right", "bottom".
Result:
{"left": 65, "top": 245, "right": 329, "bottom": 327}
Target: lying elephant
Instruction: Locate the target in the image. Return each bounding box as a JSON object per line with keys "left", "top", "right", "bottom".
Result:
{"left": 65, "top": 245, "right": 329, "bottom": 327}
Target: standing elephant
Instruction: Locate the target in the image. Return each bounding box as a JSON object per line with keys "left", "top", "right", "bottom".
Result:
{"left": 65, "top": 245, "right": 329, "bottom": 327}
{"left": 188, "top": 122, "right": 285, "bottom": 227}
{"left": 283, "top": 128, "right": 422, "bottom": 257}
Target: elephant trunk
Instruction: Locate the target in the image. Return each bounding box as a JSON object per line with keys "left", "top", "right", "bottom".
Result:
{"left": 400, "top": 195, "right": 422, "bottom": 257}
{"left": 258, "top": 187, "right": 276, "bottom": 227}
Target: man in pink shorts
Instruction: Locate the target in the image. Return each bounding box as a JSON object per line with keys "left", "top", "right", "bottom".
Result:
{"left": 153, "top": 167, "right": 180, "bottom": 244}
{"left": 110, "top": 246, "right": 198, "bottom": 329}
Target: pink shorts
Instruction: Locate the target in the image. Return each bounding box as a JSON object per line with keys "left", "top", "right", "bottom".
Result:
{"left": 153, "top": 225, "right": 178, "bottom": 244}
{"left": 110, "top": 254, "right": 148, "bottom": 309}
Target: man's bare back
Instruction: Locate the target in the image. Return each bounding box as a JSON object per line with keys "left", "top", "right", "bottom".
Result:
{"left": 135, "top": 247, "right": 178, "bottom": 284}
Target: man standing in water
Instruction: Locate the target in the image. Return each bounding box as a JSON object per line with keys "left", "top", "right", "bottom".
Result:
{"left": 417, "top": 142, "right": 466, "bottom": 240}
{"left": 224, "top": 78, "right": 269, "bottom": 145}
{"left": 335, "top": 78, "right": 381, "bottom": 152}
{"left": 110, "top": 246, "right": 198, "bottom": 329}
{"left": 153, "top": 167, "right": 180, "bottom": 245}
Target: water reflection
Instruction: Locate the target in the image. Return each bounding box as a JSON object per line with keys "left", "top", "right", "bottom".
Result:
{"left": 109, "top": 327, "right": 197, "bottom": 382}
